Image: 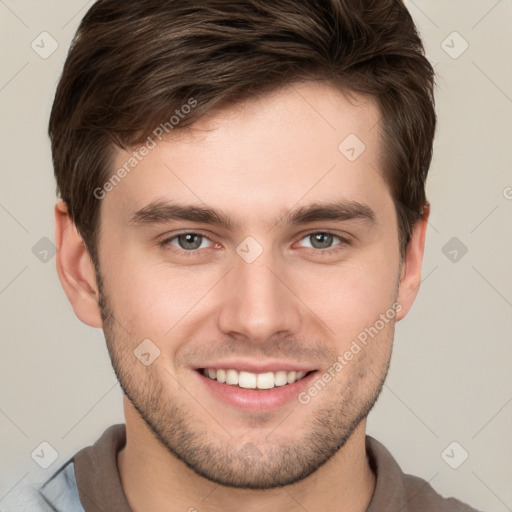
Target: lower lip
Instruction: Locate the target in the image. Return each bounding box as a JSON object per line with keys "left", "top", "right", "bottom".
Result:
{"left": 194, "top": 370, "right": 318, "bottom": 412}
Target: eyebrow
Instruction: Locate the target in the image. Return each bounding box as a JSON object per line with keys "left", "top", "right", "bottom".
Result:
{"left": 128, "top": 199, "right": 376, "bottom": 230}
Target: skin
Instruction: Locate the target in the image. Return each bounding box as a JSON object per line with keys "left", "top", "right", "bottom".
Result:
{"left": 55, "top": 81, "right": 429, "bottom": 512}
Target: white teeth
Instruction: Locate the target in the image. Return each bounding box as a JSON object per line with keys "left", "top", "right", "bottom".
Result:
{"left": 286, "top": 371, "right": 296, "bottom": 384}
{"left": 274, "top": 371, "right": 288, "bottom": 387}
{"left": 202, "top": 368, "right": 309, "bottom": 389}
{"left": 256, "top": 372, "right": 275, "bottom": 389}
{"left": 239, "top": 371, "right": 257, "bottom": 389}
{"left": 226, "top": 369, "right": 239, "bottom": 385}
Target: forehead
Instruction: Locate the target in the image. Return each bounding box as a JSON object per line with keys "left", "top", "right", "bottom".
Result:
{"left": 103, "top": 81, "right": 388, "bottom": 227}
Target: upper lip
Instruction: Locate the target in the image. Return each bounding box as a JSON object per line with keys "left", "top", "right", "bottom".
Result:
{"left": 194, "top": 359, "right": 316, "bottom": 374}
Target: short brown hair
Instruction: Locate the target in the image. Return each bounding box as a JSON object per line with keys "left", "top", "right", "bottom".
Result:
{"left": 49, "top": 0, "right": 436, "bottom": 266}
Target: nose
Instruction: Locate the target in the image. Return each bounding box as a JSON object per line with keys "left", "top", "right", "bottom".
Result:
{"left": 217, "top": 248, "right": 303, "bottom": 344}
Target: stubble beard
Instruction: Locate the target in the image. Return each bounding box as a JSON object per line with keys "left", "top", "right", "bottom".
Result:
{"left": 96, "top": 270, "right": 392, "bottom": 489}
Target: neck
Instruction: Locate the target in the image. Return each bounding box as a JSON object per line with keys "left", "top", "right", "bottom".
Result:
{"left": 118, "top": 398, "right": 375, "bottom": 512}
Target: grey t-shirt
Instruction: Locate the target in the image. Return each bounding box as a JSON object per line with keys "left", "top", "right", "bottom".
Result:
{"left": 1, "top": 423, "right": 481, "bottom": 511}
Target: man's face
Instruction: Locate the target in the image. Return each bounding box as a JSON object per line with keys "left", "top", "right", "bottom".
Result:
{"left": 96, "top": 82, "right": 402, "bottom": 488}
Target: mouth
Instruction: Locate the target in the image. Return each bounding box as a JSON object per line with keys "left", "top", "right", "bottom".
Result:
{"left": 199, "top": 368, "right": 311, "bottom": 389}
{"left": 193, "top": 365, "right": 319, "bottom": 412}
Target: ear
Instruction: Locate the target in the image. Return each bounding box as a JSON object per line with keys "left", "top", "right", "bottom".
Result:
{"left": 55, "top": 200, "right": 103, "bottom": 328}
{"left": 395, "top": 203, "right": 430, "bottom": 321}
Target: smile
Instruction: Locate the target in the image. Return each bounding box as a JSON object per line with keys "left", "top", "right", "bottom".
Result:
{"left": 201, "top": 368, "right": 309, "bottom": 389}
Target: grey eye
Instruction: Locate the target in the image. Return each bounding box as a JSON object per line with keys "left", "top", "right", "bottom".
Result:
{"left": 175, "top": 233, "right": 206, "bottom": 250}
{"left": 305, "top": 233, "right": 336, "bottom": 249}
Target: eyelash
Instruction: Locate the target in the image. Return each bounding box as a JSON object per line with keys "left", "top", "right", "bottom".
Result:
{"left": 159, "top": 230, "right": 350, "bottom": 257}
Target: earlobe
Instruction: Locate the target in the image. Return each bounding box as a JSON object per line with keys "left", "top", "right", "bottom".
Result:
{"left": 395, "top": 203, "right": 430, "bottom": 322}
{"left": 54, "top": 200, "right": 103, "bottom": 328}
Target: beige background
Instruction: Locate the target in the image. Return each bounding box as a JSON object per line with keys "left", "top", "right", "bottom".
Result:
{"left": 1, "top": 1, "right": 511, "bottom": 510}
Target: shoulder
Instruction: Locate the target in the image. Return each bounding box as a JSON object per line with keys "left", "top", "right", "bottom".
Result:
{"left": 365, "top": 435, "right": 483, "bottom": 512}
{"left": 0, "top": 460, "right": 84, "bottom": 512}
{"left": 1, "top": 424, "right": 126, "bottom": 512}
{"left": 401, "top": 472, "right": 482, "bottom": 512}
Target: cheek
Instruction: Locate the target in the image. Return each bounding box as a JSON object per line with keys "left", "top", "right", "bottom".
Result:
{"left": 293, "top": 250, "right": 399, "bottom": 342}
{"left": 100, "top": 224, "right": 399, "bottom": 348}
{"left": 103, "top": 255, "right": 220, "bottom": 340}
